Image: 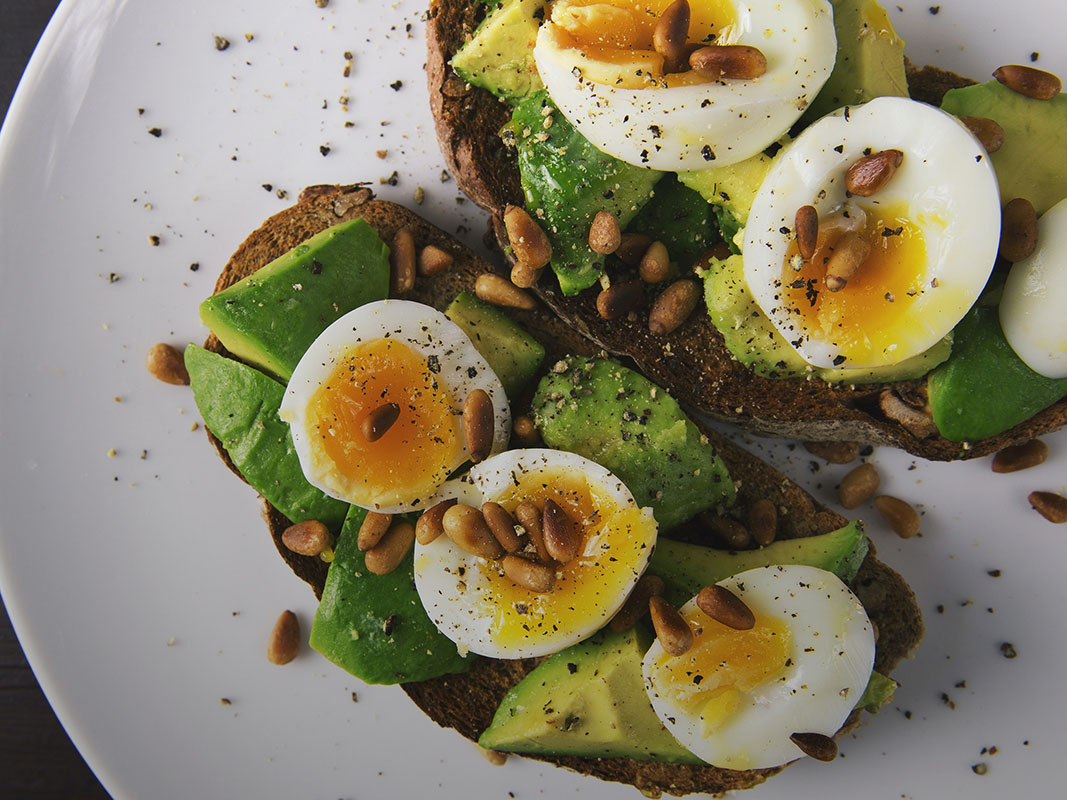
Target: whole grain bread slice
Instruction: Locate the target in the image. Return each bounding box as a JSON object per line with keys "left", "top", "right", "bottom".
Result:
{"left": 203, "top": 184, "right": 922, "bottom": 797}
{"left": 424, "top": 0, "right": 1067, "bottom": 461}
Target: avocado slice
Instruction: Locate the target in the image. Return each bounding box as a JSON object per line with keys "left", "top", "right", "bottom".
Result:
{"left": 624, "top": 174, "right": 717, "bottom": 270}
{"left": 479, "top": 626, "right": 704, "bottom": 763}
{"left": 451, "top": 0, "right": 546, "bottom": 102}
{"left": 941, "top": 81, "right": 1067, "bottom": 216}
{"left": 803, "top": 0, "right": 909, "bottom": 124}
{"left": 679, "top": 145, "right": 780, "bottom": 232}
{"left": 309, "top": 506, "right": 470, "bottom": 684}
{"left": 185, "top": 344, "right": 349, "bottom": 530}
{"left": 445, "top": 291, "right": 546, "bottom": 401}
{"left": 533, "top": 357, "right": 734, "bottom": 530}
{"left": 927, "top": 302, "right": 1067, "bottom": 442}
{"left": 701, "top": 253, "right": 953, "bottom": 383}
{"left": 649, "top": 522, "right": 869, "bottom": 607}
{"left": 199, "top": 219, "right": 390, "bottom": 382}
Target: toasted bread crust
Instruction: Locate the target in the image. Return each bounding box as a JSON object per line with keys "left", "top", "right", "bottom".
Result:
{"left": 204, "top": 184, "right": 922, "bottom": 797}
{"left": 425, "top": 0, "right": 1067, "bottom": 460}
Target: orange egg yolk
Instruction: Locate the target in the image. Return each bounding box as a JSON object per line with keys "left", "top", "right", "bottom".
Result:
{"left": 651, "top": 607, "right": 791, "bottom": 735}
{"left": 474, "top": 468, "right": 652, "bottom": 650}
{"left": 305, "top": 338, "right": 461, "bottom": 507}
{"left": 548, "top": 0, "right": 736, "bottom": 88}
{"left": 780, "top": 204, "right": 929, "bottom": 365}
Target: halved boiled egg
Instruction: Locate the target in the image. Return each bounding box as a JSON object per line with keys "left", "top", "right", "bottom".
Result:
{"left": 1000, "top": 195, "right": 1067, "bottom": 379}
{"left": 744, "top": 96, "right": 1002, "bottom": 369}
{"left": 279, "top": 300, "right": 510, "bottom": 514}
{"left": 414, "top": 449, "right": 658, "bottom": 659}
{"left": 643, "top": 564, "right": 875, "bottom": 770}
{"left": 533, "top": 0, "right": 836, "bottom": 170}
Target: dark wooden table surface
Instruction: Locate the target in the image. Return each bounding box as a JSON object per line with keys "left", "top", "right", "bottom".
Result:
{"left": 1, "top": 1, "right": 113, "bottom": 797}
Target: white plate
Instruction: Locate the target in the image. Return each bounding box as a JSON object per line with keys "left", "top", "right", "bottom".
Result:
{"left": 1, "top": 1, "right": 1064, "bottom": 798}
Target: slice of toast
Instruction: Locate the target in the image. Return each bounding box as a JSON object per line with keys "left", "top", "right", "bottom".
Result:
{"left": 202, "top": 183, "right": 923, "bottom": 797}
{"left": 424, "top": 0, "right": 1067, "bottom": 461}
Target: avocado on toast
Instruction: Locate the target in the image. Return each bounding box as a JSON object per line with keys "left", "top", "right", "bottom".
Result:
{"left": 423, "top": 0, "right": 1067, "bottom": 461}
{"left": 194, "top": 183, "right": 922, "bottom": 797}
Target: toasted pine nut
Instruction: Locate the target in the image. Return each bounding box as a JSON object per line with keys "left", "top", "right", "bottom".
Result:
{"left": 464, "top": 389, "right": 494, "bottom": 463}
{"left": 365, "top": 521, "right": 415, "bottom": 575}
{"left": 803, "top": 440, "right": 860, "bottom": 464}
{"left": 649, "top": 279, "right": 700, "bottom": 335}
{"left": 649, "top": 596, "right": 693, "bottom": 656}
{"left": 689, "top": 45, "right": 767, "bottom": 80}
{"left": 609, "top": 574, "right": 665, "bottom": 633}
{"left": 747, "top": 498, "right": 778, "bottom": 547}
{"left": 999, "top": 197, "right": 1038, "bottom": 262}
{"left": 839, "top": 463, "right": 880, "bottom": 509}
{"left": 510, "top": 261, "right": 543, "bottom": 289}
{"left": 615, "top": 232, "right": 653, "bottom": 266}
{"left": 597, "top": 280, "right": 644, "bottom": 320}
{"left": 146, "top": 343, "right": 190, "bottom": 385}
{"left": 845, "top": 149, "right": 903, "bottom": 197}
{"left": 795, "top": 205, "right": 819, "bottom": 261}
{"left": 697, "top": 584, "right": 755, "bottom": 630}
{"left": 874, "top": 495, "right": 920, "bottom": 539}
{"left": 993, "top": 64, "right": 1062, "bottom": 100}
{"left": 702, "top": 512, "right": 752, "bottom": 550}
{"left": 790, "top": 732, "right": 838, "bottom": 762}
{"left": 362, "top": 402, "right": 400, "bottom": 442}
{"left": 502, "top": 554, "right": 556, "bottom": 593}
{"left": 1029, "top": 491, "right": 1067, "bottom": 524}
{"left": 475, "top": 273, "right": 536, "bottom": 311}
{"left": 482, "top": 502, "right": 524, "bottom": 553}
{"left": 417, "top": 244, "right": 454, "bottom": 277}
{"left": 589, "top": 211, "right": 623, "bottom": 255}
{"left": 824, "top": 231, "right": 871, "bottom": 292}
{"left": 959, "top": 116, "right": 1005, "bottom": 153}
{"left": 543, "top": 499, "right": 581, "bottom": 564}
{"left": 503, "top": 204, "right": 553, "bottom": 269}
{"left": 512, "top": 415, "right": 541, "bottom": 446}
{"left": 390, "top": 226, "right": 416, "bottom": 295}
{"left": 266, "top": 610, "right": 300, "bottom": 665}
{"left": 282, "top": 520, "right": 331, "bottom": 556}
{"left": 639, "top": 241, "right": 671, "bottom": 283}
{"left": 442, "top": 504, "right": 505, "bottom": 559}
{"left": 357, "top": 511, "right": 393, "bottom": 551}
{"left": 416, "top": 498, "right": 457, "bottom": 545}
{"left": 653, "top": 0, "right": 691, "bottom": 73}
{"left": 992, "top": 440, "right": 1049, "bottom": 473}
{"left": 515, "top": 500, "right": 551, "bottom": 562}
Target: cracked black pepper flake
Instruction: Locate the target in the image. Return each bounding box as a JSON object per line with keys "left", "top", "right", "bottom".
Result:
{"left": 972, "top": 763, "right": 988, "bottom": 775}
{"left": 987, "top": 569, "right": 1001, "bottom": 577}
{"left": 220, "top": 697, "right": 232, "bottom": 706}
{"left": 1000, "top": 642, "right": 1018, "bottom": 659}
{"left": 1031, "top": 51, "right": 1040, "bottom": 62}
{"left": 567, "top": 662, "right": 578, "bottom": 674}
{"left": 189, "top": 262, "right": 200, "bottom": 272}
{"left": 351, "top": 691, "right": 358, "bottom": 702}
{"left": 262, "top": 183, "right": 273, "bottom": 191}
{"left": 319, "top": 144, "right": 331, "bottom": 156}
{"left": 147, "top": 127, "right": 162, "bottom": 137}
{"left": 383, "top": 614, "right": 400, "bottom": 635}
{"left": 701, "top": 144, "right": 716, "bottom": 161}
{"left": 108, "top": 272, "right": 120, "bottom": 283}
{"left": 137, "top": 107, "right": 145, "bottom": 115}
{"left": 390, "top": 80, "right": 403, "bottom": 91}
{"left": 380, "top": 170, "right": 399, "bottom": 186}
{"left": 214, "top": 35, "right": 230, "bottom": 51}
{"left": 148, "top": 234, "right": 160, "bottom": 246}
{"left": 929, "top": 5, "right": 941, "bottom": 13}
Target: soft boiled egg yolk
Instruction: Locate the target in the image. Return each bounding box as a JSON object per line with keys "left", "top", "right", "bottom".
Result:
{"left": 414, "top": 449, "right": 658, "bottom": 659}
{"left": 744, "top": 97, "right": 1002, "bottom": 370}
{"left": 304, "top": 337, "right": 461, "bottom": 509}
{"left": 280, "top": 300, "right": 510, "bottom": 514}
{"left": 642, "top": 565, "right": 876, "bottom": 770}
{"left": 545, "top": 0, "right": 736, "bottom": 89}
{"left": 648, "top": 608, "right": 791, "bottom": 736}
{"left": 781, "top": 205, "right": 929, "bottom": 365}
{"left": 533, "top": 0, "right": 836, "bottom": 170}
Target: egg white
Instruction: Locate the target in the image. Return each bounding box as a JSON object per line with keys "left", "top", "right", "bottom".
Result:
{"left": 744, "top": 96, "right": 1002, "bottom": 369}
{"left": 414, "top": 449, "right": 657, "bottom": 659}
{"left": 279, "top": 300, "right": 510, "bottom": 514}
{"left": 1000, "top": 196, "right": 1067, "bottom": 379}
{"left": 533, "top": 0, "right": 837, "bottom": 170}
{"left": 643, "top": 564, "right": 875, "bottom": 770}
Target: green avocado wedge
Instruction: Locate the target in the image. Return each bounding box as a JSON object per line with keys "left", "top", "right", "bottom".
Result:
{"left": 506, "top": 92, "right": 662, "bottom": 295}
{"left": 309, "top": 506, "right": 470, "bottom": 684}
{"left": 927, "top": 304, "right": 1067, "bottom": 442}
{"left": 199, "top": 219, "right": 390, "bottom": 382}
{"left": 649, "top": 522, "right": 869, "bottom": 607}
{"left": 533, "top": 357, "right": 735, "bottom": 530}
{"left": 185, "top": 344, "right": 349, "bottom": 530}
